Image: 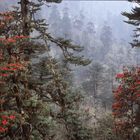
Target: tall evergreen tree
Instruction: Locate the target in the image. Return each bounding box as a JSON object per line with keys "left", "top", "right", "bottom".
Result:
{"left": 87, "top": 21, "right": 95, "bottom": 35}
{"left": 73, "top": 10, "right": 85, "bottom": 32}
{"left": 61, "top": 7, "right": 72, "bottom": 39}
{"left": 100, "top": 24, "right": 113, "bottom": 60}
{"left": 122, "top": 1, "right": 140, "bottom": 48}
{"left": 0, "top": 0, "right": 92, "bottom": 139}
{"left": 48, "top": 5, "right": 61, "bottom": 37}
{"left": 82, "top": 62, "right": 105, "bottom": 106}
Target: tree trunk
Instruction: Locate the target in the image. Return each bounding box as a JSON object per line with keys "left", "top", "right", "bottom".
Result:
{"left": 21, "top": 0, "right": 30, "bottom": 36}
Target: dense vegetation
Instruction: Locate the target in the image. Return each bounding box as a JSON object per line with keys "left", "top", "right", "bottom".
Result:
{"left": 0, "top": 0, "right": 140, "bottom": 140}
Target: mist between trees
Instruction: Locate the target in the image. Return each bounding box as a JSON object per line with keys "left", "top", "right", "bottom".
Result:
{"left": 0, "top": 0, "right": 140, "bottom": 140}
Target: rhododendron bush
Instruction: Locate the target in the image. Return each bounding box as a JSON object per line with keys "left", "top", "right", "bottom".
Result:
{"left": 0, "top": 11, "right": 31, "bottom": 137}
{"left": 112, "top": 67, "right": 140, "bottom": 139}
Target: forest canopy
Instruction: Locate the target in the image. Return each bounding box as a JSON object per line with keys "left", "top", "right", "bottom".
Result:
{"left": 0, "top": 0, "right": 140, "bottom": 140}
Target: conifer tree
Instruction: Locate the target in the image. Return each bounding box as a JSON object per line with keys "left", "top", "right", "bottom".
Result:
{"left": 122, "top": 0, "right": 140, "bottom": 48}
{"left": 100, "top": 24, "right": 113, "bottom": 60}
{"left": 60, "top": 7, "right": 72, "bottom": 39}
{"left": 0, "top": 0, "right": 92, "bottom": 139}
{"left": 48, "top": 5, "right": 61, "bottom": 37}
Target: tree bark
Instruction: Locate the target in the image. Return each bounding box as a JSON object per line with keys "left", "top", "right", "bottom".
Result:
{"left": 21, "top": 0, "right": 30, "bottom": 36}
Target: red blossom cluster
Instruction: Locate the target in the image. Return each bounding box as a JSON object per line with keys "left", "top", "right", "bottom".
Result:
{"left": 112, "top": 67, "right": 140, "bottom": 139}
{"left": 112, "top": 102, "right": 123, "bottom": 110}
{"left": 0, "top": 11, "right": 30, "bottom": 135}
{"left": 0, "top": 63, "right": 26, "bottom": 78}
{"left": 116, "top": 73, "right": 124, "bottom": 78}
{"left": 0, "top": 35, "right": 29, "bottom": 45}
{"left": 0, "top": 31, "right": 29, "bottom": 79}
{"left": 0, "top": 114, "right": 16, "bottom": 133}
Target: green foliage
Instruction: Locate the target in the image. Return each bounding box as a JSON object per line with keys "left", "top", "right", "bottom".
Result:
{"left": 122, "top": 1, "right": 140, "bottom": 48}
{"left": 60, "top": 89, "right": 94, "bottom": 140}
{"left": 93, "top": 114, "right": 120, "bottom": 140}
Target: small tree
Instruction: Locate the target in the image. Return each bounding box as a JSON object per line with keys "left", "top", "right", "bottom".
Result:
{"left": 0, "top": 11, "right": 34, "bottom": 139}
{"left": 112, "top": 67, "right": 140, "bottom": 140}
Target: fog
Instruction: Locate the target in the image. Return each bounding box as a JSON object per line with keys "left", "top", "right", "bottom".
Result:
{"left": 42, "top": 1, "right": 134, "bottom": 40}
{"left": 1, "top": 0, "right": 138, "bottom": 97}
{"left": 39, "top": 1, "right": 140, "bottom": 106}
{"left": 1, "top": 1, "right": 140, "bottom": 139}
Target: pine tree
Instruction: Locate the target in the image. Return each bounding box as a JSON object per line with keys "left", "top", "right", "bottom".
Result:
{"left": 48, "top": 5, "right": 61, "bottom": 37}
{"left": 122, "top": 1, "right": 140, "bottom": 48}
{"left": 82, "top": 62, "right": 105, "bottom": 120}
{"left": 60, "top": 7, "right": 72, "bottom": 39}
{"left": 73, "top": 10, "right": 85, "bottom": 32}
{"left": 100, "top": 24, "right": 113, "bottom": 60}
{"left": 87, "top": 21, "right": 95, "bottom": 35}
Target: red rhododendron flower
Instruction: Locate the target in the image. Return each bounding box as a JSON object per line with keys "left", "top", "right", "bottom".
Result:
{"left": 2, "top": 120, "right": 8, "bottom": 125}
{"left": 0, "top": 74, "right": 9, "bottom": 77}
{"left": 10, "top": 68, "right": 17, "bottom": 71}
{"left": 9, "top": 115, "right": 15, "bottom": 120}
{"left": 112, "top": 102, "right": 122, "bottom": 109}
{"left": 1, "top": 67, "right": 9, "bottom": 71}
{"left": 8, "top": 63, "right": 23, "bottom": 68}
{"left": 0, "top": 126, "right": 7, "bottom": 132}
{"left": 116, "top": 73, "right": 124, "bottom": 78}
{"left": 6, "top": 38, "right": 16, "bottom": 43}
{"left": 1, "top": 115, "right": 8, "bottom": 119}
{"left": 136, "top": 94, "right": 140, "bottom": 97}
{"left": 136, "top": 81, "right": 140, "bottom": 85}
{"left": 14, "top": 35, "right": 29, "bottom": 39}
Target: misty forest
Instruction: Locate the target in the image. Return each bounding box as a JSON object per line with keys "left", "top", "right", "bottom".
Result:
{"left": 0, "top": 0, "right": 140, "bottom": 140}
